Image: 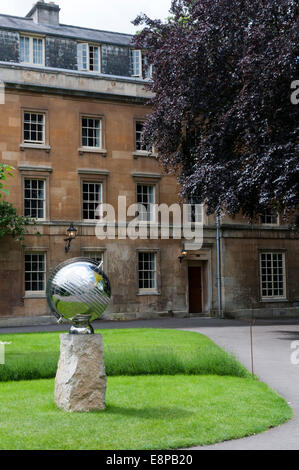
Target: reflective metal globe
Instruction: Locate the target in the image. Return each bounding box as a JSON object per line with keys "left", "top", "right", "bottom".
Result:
{"left": 46, "top": 257, "right": 111, "bottom": 334}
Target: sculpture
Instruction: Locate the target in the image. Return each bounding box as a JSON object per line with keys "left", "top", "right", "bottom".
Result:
{"left": 46, "top": 257, "right": 111, "bottom": 334}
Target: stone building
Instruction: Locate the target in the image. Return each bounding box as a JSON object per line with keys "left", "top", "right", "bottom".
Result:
{"left": 0, "top": 1, "right": 298, "bottom": 321}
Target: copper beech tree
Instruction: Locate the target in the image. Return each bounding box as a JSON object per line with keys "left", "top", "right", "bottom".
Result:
{"left": 133, "top": 0, "right": 298, "bottom": 221}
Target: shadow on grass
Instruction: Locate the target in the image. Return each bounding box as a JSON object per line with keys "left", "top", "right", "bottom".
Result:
{"left": 103, "top": 405, "right": 194, "bottom": 420}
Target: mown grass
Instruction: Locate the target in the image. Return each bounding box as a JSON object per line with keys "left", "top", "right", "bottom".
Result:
{"left": 0, "top": 328, "right": 251, "bottom": 381}
{"left": 0, "top": 375, "right": 292, "bottom": 450}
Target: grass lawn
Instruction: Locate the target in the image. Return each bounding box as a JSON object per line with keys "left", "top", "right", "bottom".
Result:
{"left": 0, "top": 328, "right": 292, "bottom": 449}
{"left": 0, "top": 328, "right": 251, "bottom": 381}
{"left": 0, "top": 375, "right": 292, "bottom": 450}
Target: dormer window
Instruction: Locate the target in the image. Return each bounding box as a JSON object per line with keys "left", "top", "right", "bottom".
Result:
{"left": 131, "top": 50, "right": 152, "bottom": 79}
{"left": 131, "top": 49, "right": 142, "bottom": 77}
{"left": 77, "top": 43, "right": 100, "bottom": 72}
{"left": 259, "top": 210, "right": 279, "bottom": 225}
{"left": 20, "top": 35, "right": 44, "bottom": 66}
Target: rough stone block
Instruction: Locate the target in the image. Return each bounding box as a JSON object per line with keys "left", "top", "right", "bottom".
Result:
{"left": 55, "top": 334, "right": 106, "bottom": 412}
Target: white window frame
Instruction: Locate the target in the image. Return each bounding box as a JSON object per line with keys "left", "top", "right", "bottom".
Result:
{"left": 81, "top": 116, "right": 102, "bottom": 149}
{"left": 77, "top": 43, "right": 101, "bottom": 72}
{"left": 135, "top": 121, "right": 146, "bottom": 151}
{"left": 142, "top": 54, "right": 153, "bottom": 80}
{"left": 259, "top": 211, "right": 279, "bottom": 226}
{"left": 23, "top": 112, "right": 46, "bottom": 145}
{"left": 132, "top": 50, "right": 153, "bottom": 79}
{"left": 131, "top": 49, "right": 142, "bottom": 77}
{"left": 20, "top": 35, "right": 45, "bottom": 66}
{"left": 136, "top": 183, "right": 156, "bottom": 222}
{"left": 138, "top": 251, "right": 157, "bottom": 292}
{"left": 135, "top": 120, "right": 153, "bottom": 153}
{"left": 259, "top": 251, "right": 286, "bottom": 300}
{"left": 82, "top": 181, "right": 103, "bottom": 221}
{"left": 83, "top": 251, "right": 104, "bottom": 263}
{"left": 24, "top": 178, "right": 46, "bottom": 221}
{"left": 24, "top": 252, "right": 46, "bottom": 294}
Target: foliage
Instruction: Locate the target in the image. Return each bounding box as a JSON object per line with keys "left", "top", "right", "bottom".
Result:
{"left": 0, "top": 163, "right": 35, "bottom": 240}
{"left": 0, "top": 328, "right": 250, "bottom": 381}
{"left": 133, "top": 0, "right": 299, "bottom": 219}
{"left": 0, "top": 164, "right": 13, "bottom": 198}
{"left": 0, "top": 201, "right": 33, "bottom": 240}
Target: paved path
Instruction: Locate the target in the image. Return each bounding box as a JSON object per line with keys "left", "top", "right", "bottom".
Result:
{"left": 1, "top": 316, "right": 299, "bottom": 450}
{"left": 182, "top": 319, "right": 299, "bottom": 450}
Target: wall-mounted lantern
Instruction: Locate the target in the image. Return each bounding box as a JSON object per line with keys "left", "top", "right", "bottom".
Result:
{"left": 178, "top": 248, "right": 188, "bottom": 263}
{"left": 64, "top": 222, "right": 77, "bottom": 253}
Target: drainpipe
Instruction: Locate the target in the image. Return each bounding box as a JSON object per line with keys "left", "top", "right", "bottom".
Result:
{"left": 216, "top": 214, "right": 223, "bottom": 318}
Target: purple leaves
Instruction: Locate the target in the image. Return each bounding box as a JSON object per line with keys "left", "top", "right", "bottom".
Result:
{"left": 133, "top": 0, "right": 299, "bottom": 219}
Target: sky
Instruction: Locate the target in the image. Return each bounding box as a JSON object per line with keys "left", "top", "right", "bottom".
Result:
{"left": 0, "top": 0, "right": 172, "bottom": 34}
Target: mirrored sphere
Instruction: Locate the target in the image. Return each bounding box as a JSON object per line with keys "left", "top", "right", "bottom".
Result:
{"left": 46, "top": 258, "right": 111, "bottom": 333}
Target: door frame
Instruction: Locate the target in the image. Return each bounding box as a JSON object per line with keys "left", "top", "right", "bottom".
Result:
{"left": 188, "top": 264, "right": 203, "bottom": 314}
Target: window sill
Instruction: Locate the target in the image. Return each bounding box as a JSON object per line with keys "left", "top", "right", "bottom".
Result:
{"left": 133, "top": 151, "right": 157, "bottom": 159}
{"left": 24, "top": 292, "right": 46, "bottom": 299}
{"left": 20, "top": 143, "right": 51, "bottom": 153}
{"left": 78, "top": 69, "right": 100, "bottom": 74}
{"left": 137, "top": 291, "right": 160, "bottom": 296}
{"left": 82, "top": 220, "right": 101, "bottom": 224}
{"left": 78, "top": 147, "right": 107, "bottom": 156}
{"left": 260, "top": 298, "right": 288, "bottom": 303}
{"left": 21, "top": 61, "right": 45, "bottom": 67}
{"left": 259, "top": 224, "right": 280, "bottom": 227}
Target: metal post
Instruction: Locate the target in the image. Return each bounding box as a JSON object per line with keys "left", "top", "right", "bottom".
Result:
{"left": 250, "top": 318, "right": 255, "bottom": 375}
{"left": 216, "top": 214, "right": 223, "bottom": 318}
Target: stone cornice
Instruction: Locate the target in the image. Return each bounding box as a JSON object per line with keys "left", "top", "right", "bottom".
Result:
{"left": 0, "top": 63, "right": 153, "bottom": 104}
{"left": 18, "top": 164, "right": 53, "bottom": 173}
{"left": 77, "top": 169, "right": 110, "bottom": 176}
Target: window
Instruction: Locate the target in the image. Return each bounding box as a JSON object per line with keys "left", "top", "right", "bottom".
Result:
{"left": 81, "top": 117, "right": 101, "bottom": 148}
{"left": 20, "top": 36, "right": 44, "bottom": 65}
{"left": 260, "top": 252, "right": 286, "bottom": 299}
{"left": 135, "top": 121, "right": 153, "bottom": 152}
{"left": 135, "top": 121, "right": 146, "bottom": 151}
{"left": 23, "top": 112, "right": 45, "bottom": 144}
{"left": 82, "top": 181, "right": 102, "bottom": 220}
{"left": 24, "top": 179, "right": 45, "bottom": 219}
{"left": 138, "top": 252, "right": 156, "bottom": 291}
{"left": 137, "top": 184, "right": 155, "bottom": 221}
{"left": 83, "top": 251, "right": 103, "bottom": 264}
{"left": 131, "top": 49, "right": 142, "bottom": 77}
{"left": 25, "top": 253, "right": 46, "bottom": 292}
{"left": 131, "top": 50, "right": 152, "bottom": 78}
{"left": 142, "top": 54, "right": 153, "bottom": 79}
{"left": 260, "top": 211, "right": 279, "bottom": 225}
{"left": 77, "top": 43, "right": 100, "bottom": 72}
{"left": 187, "top": 197, "right": 203, "bottom": 223}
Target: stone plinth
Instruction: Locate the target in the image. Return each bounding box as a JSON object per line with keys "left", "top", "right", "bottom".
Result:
{"left": 55, "top": 334, "right": 106, "bottom": 412}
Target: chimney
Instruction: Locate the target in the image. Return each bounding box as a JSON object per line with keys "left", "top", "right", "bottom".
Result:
{"left": 26, "top": 1, "right": 60, "bottom": 26}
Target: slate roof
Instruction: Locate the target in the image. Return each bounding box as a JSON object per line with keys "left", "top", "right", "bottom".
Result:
{"left": 0, "top": 13, "right": 134, "bottom": 47}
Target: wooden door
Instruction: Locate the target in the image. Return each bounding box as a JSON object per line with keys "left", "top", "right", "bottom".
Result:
{"left": 188, "top": 267, "right": 202, "bottom": 313}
